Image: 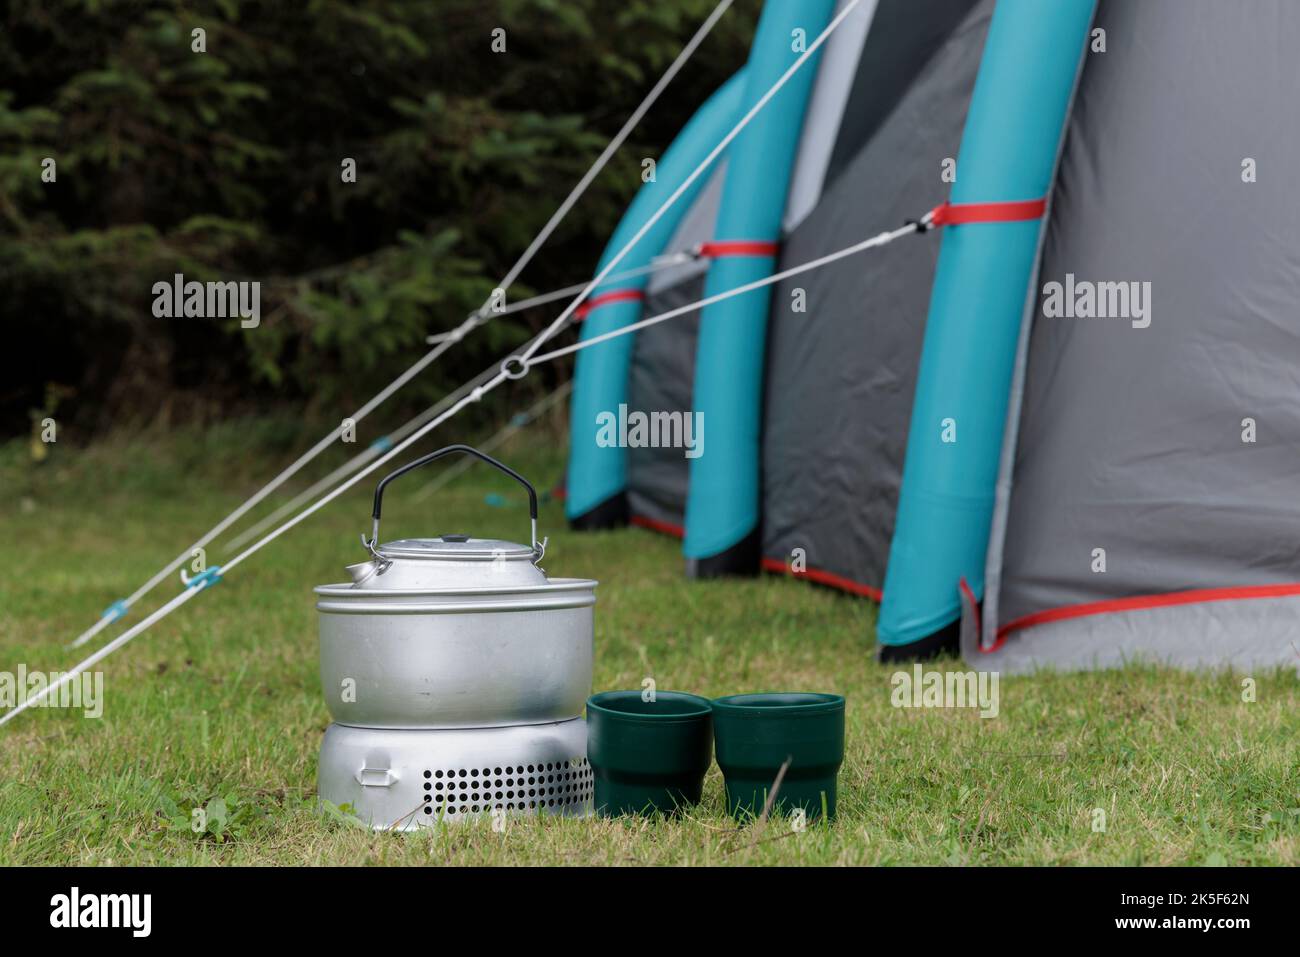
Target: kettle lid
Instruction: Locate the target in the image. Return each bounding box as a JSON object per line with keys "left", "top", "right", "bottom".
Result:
{"left": 376, "top": 535, "right": 536, "bottom": 562}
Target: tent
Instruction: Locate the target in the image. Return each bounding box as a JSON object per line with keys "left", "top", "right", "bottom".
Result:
{"left": 564, "top": 0, "right": 1300, "bottom": 672}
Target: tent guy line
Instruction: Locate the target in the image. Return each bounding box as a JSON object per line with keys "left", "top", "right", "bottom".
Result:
{"left": 222, "top": 232, "right": 781, "bottom": 557}
{"left": 411, "top": 380, "right": 574, "bottom": 502}
{"left": 426, "top": 252, "right": 700, "bottom": 335}
{"left": 64, "top": 0, "right": 736, "bottom": 650}
{"left": 5, "top": 193, "right": 946, "bottom": 729}
{"left": 527, "top": 214, "right": 930, "bottom": 366}
{"left": 225, "top": 375, "right": 573, "bottom": 555}
{"left": 16, "top": 0, "right": 863, "bottom": 722}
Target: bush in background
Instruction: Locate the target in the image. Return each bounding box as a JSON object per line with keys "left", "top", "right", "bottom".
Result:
{"left": 0, "top": 0, "right": 755, "bottom": 441}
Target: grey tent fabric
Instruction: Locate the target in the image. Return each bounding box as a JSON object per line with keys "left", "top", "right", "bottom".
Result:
{"left": 822, "top": 0, "right": 982, "bottom": 192}
{"left": 784, "top": 0, "right": 878, "bottom": 234}
{"left": 609, "top": 0, "right": 1300, "bottom": 673}
{"left": 627, "top": 3, "right": 993, "bottom": 546}
{"left": 760, "top": 0, "right": 992, "bottom": 589}
{"left": 975, "top": 597, "right": 1300, "bottom": 673}
{"left": 983, "top": 0, "right": 1300, "bottom": 669}
{"left": 625, "top": 166, "right": 726, "bottom": 530}
{"left": 627, "top": 276, "right": 705, "bottom": 531}
{"left": 646, "top": 163, "right": 726, "bottom": 297}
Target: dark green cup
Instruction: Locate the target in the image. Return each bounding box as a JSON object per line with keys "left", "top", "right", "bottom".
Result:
{"left": 586, "top": 691, "right": 714, "bottom": 817}
{"left": 711, "top": 693, "right": 845, "bottom": 821}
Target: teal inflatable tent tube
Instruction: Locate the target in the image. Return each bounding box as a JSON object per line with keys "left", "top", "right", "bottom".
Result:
{"left": 877, "top": 0, "right": 1096, "bottom": 653}
{"left": 684, "top": 0, "right": 837, "bottom": 573}
{"left": 566, "top": 70, "right": 748, "bottom": 528}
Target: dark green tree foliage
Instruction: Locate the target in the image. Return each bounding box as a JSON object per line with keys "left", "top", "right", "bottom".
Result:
{"left": 0, "top": 0, "right": 756, "bottom": 437}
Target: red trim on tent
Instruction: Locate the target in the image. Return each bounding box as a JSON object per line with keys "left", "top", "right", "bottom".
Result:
{"left": 629, "top": 518, "right": 881, "bottom": 600}
{"left": 987, "top": 581, "right": 1300, "bottom": 652}
{"left": 575, "top": 288, "right": 644, "bottom": 320}
{"left": 698, "top": 240, "right": 780, "bottom": 258}
{"left": 760, "top": 557, "right": 882, "bottom": 601}
{"left": 631, "top": 514, "right": 684, "bottom": 538}
{"left": 930, "top": 197, "right": 1047, "bottom": 227}
{"left": 958, "top": 576, "right": 980, "bottom": 645}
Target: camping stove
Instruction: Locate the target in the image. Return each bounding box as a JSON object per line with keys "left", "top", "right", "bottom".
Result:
{"left": 314, "top": 445, "right": 597, "bottom": 829}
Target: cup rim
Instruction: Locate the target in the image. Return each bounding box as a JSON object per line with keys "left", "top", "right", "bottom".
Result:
{"left": 711, "top": 692, "right": 844, "bottom": 716}
{"left": 587, "top": 690, "right": 714, "bottom": 722}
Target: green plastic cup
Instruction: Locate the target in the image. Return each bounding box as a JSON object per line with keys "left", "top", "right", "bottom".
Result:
{"left": 586, "top": 691, "right": 714, "bottom": 817}
{"left": 711, "top": 693, "right": 845, "bottom": 821}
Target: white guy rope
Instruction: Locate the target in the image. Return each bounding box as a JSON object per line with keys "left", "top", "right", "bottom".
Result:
{"left": 226, "top": 254, "right": 692, "bottom": 550}
{"left": 528, "top": 217, "right": 926, "bottom": 365}
{"left": 234, "top": 218, "right": 917, "bottom": 556}
{"left": 67, "top": 323, "right": 472, "bottom": 649}
{"left": 2, "top": 588, "right": 204, "bottom": 728}
{"left": 5, "top": 374, "right": 508, "bottom": 726}
{"left": 434, "top": 253, "right": 695, "bottom": 335}
{"left": 228, "top": 251, "right": 692, "bottom": 554}
{"left": 4, "top": 207, "right": 931, "bottom": 728}
{"left": 411, "top": 379, "right": 573, "bottom": 502}
{"left": 219, "top": 215, "right": 926, "bottom": 597}
{"left": 224, "top": 249, "right": 689, "bottom": 553}
{"left": 225, "top": 375, "right": 572, "bottom": 550}
{"left": 66, "top": 0, "right": 734, "bottom": 648}
{"left": 11, "top": 2, "right": 868, "bottom": 724}
{"left": 477, "top": 0, "right": 736, "bottom": 317}
{"left": 222, "top": 445, "right": 387, "bottom": 554}
{"left": 221, "top": 379, "right": 475, "bottom": 553}
{"left": 225, "top": 240, "right": 697, "bottom": 554}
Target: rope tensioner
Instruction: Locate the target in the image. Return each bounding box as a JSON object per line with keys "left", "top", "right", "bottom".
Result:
{"left": 500, "top": 356, "right": 530, "bottom": 380}
{"left": 179, "top": 565, "right": 223, "bottom": 591}
{"left": 100, "top": 600, "right": 129, "bottom": 623}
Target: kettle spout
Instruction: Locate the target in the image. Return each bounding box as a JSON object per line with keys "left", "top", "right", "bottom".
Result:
{"left": 345, "top": 560, "right": 381, "bottom": 586}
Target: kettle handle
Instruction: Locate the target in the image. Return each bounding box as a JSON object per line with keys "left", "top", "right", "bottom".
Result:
{"left": 365, "top": 444, "right": 544, "bottom": 563}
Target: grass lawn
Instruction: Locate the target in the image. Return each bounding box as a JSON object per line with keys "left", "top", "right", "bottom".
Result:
{"left": 1, "top": 419, "right": 1297, "bottom": 866}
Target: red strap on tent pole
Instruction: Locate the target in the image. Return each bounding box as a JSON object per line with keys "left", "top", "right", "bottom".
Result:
{"left": 575, "top": 288, "right": 644, "bottom": 320}
{"left": 928, "top": 197, "right": 1047, "bottom": 227}
{"left": 698, "top": 240, "right": 780, "bottom": 258}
